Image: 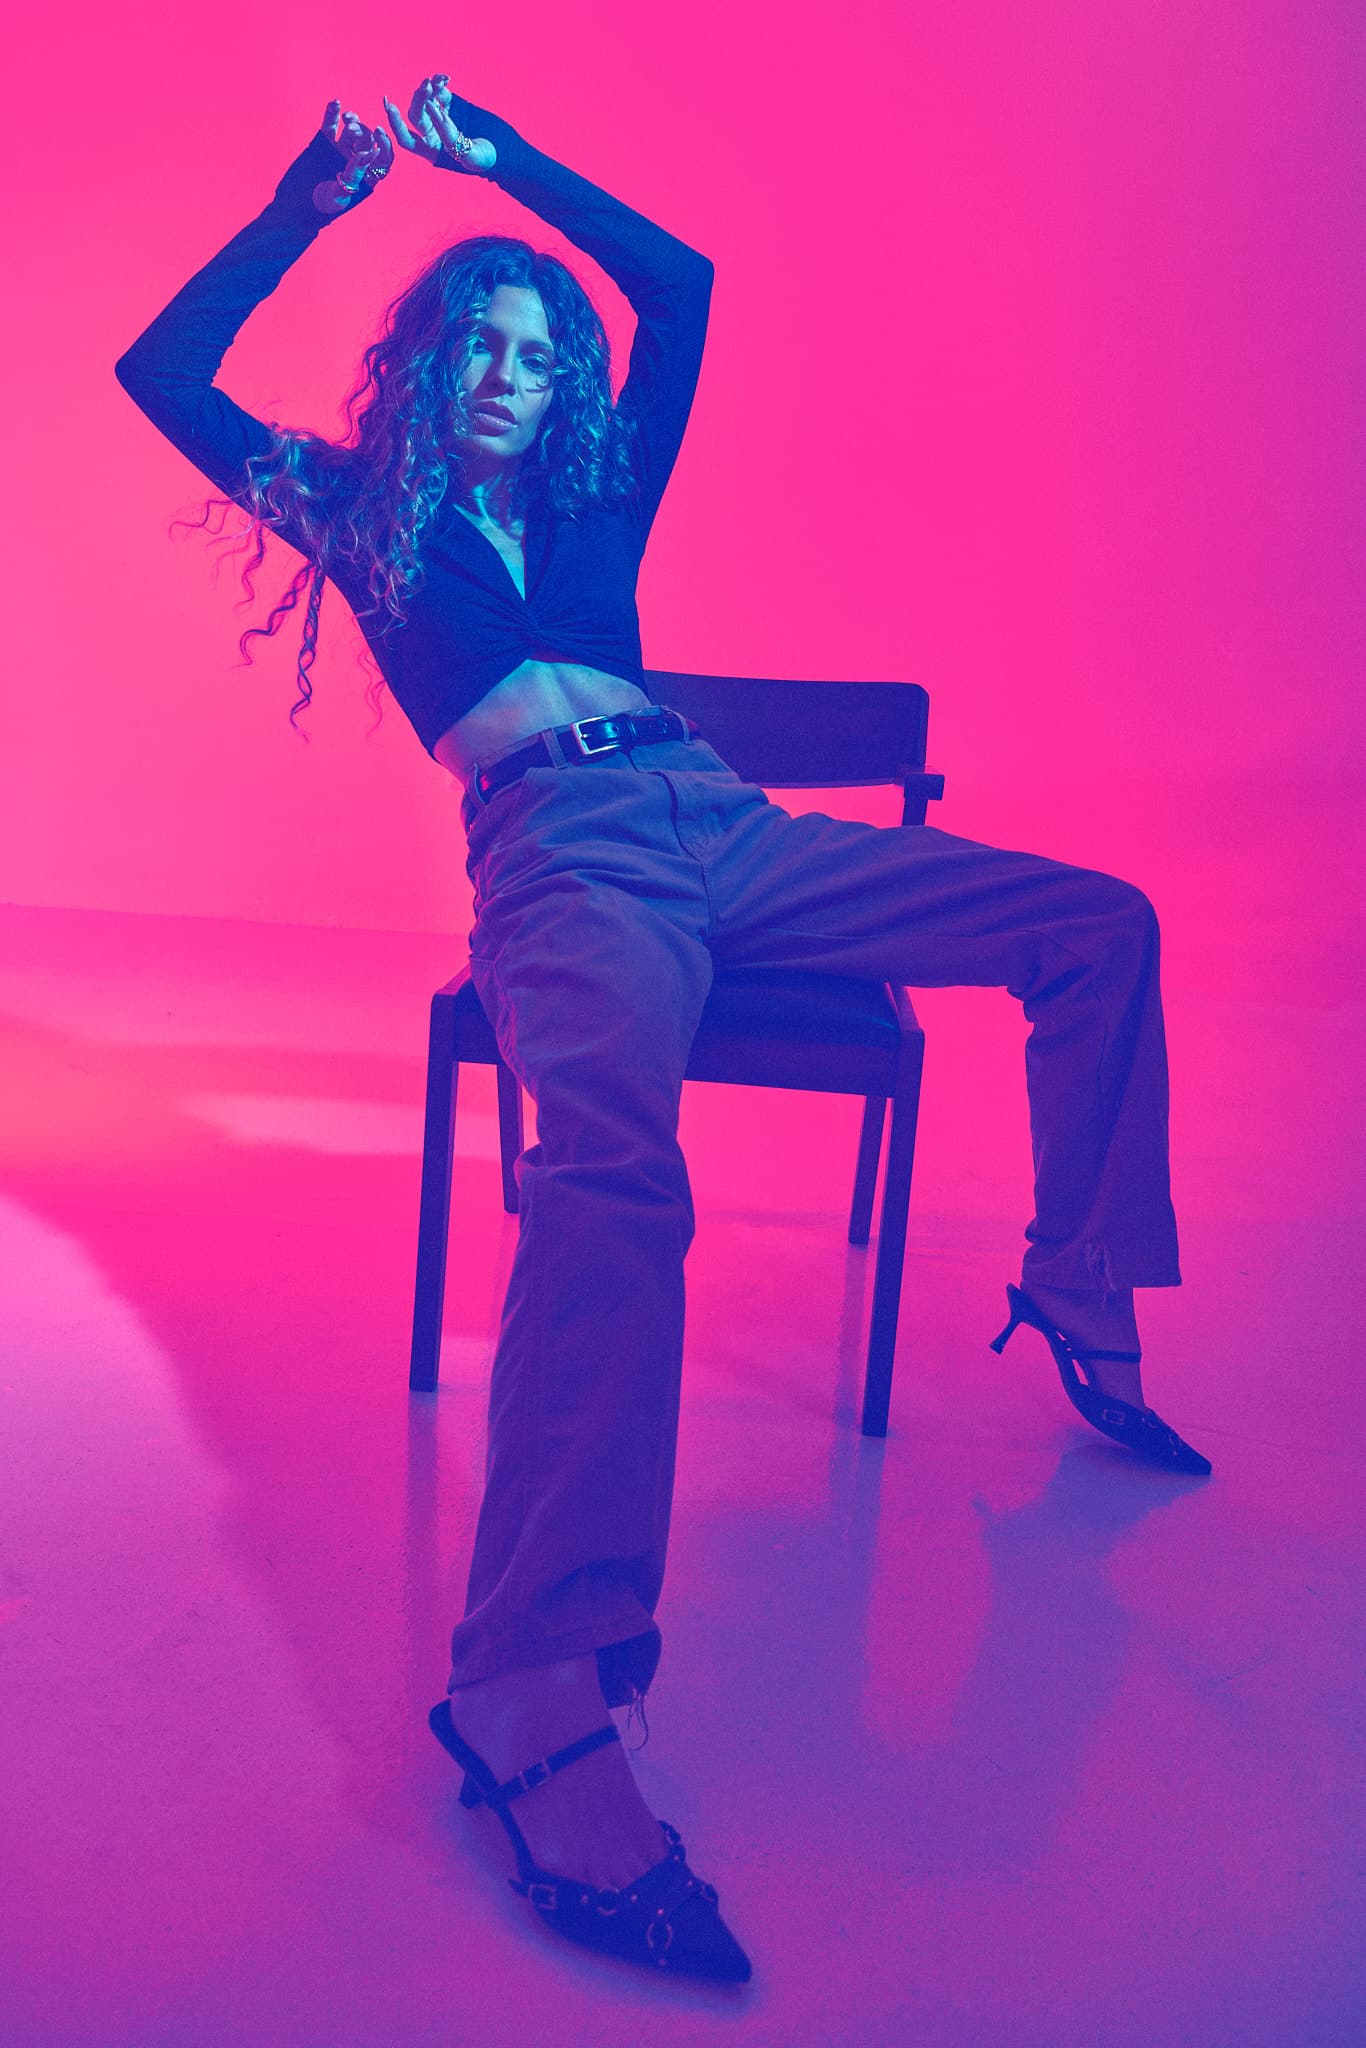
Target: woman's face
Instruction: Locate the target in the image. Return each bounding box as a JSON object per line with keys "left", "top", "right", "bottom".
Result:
{"left": 455, "top": 284, "right": 557, "bottom": 466}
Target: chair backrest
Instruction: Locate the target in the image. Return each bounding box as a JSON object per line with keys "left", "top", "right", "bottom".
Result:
{"left": 643, "top": 670, "right": 938, "bottom": 822}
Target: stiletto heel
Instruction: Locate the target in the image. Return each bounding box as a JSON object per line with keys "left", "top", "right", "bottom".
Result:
{"left": 988, "top": 1295, "right": 1026, "bottom": 1354}
{"left": 989, "top": 1283, "right": 1212, "bottom": 1476}
{"left": 428, "top": 1699, "right": 752, "bottom": 1982}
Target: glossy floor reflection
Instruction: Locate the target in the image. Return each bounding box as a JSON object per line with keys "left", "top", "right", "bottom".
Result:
{"left": 1, "top": 901, "right": 1362, "bottom": 2046}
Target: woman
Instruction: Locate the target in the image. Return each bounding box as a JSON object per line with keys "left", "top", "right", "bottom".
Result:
{"left": 116, "top": 74, "right": 1210, "bottom": 1985}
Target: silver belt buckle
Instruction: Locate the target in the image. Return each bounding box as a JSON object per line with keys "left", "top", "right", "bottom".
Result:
{"left": 567, "top": 719, "right": 620, "bottom": 758}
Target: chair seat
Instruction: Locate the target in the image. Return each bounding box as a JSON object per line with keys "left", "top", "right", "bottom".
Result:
{"left": 450, "top": 965, "right": 900, "bottom": 1050}
{"left": 697, "top": 968, "right": 902, "bottom": 1047}
{"left": 449, "top": 963, "right": 909, "bottom": 1097}
{"left": 450, "top": 973, "right": 501, "bottom": 1063}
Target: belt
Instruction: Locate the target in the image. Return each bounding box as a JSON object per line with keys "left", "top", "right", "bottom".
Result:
{"left": 469, "top": 706, "right": 700, "bottom": 807}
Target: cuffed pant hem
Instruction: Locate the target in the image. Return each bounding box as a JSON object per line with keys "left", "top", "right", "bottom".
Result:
{"left": 447, "top": 1623, "right": 662, "bottom": 1709}
{"left": 1021, "top": 1246, "right": 1183, "bottom": 1294}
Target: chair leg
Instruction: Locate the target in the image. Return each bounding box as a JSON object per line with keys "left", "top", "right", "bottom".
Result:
{"left": 410, "top": 1000, "right": 459, "bottom": 1393}
{"left": 861, "top": 1036, "right": 925, "bottom": 1437}
{"left": 495, "top": 1060, "right": 523, "bottom": 1215}
{"left": 848, "top": 1094, "right": 886, "bottom": 1245}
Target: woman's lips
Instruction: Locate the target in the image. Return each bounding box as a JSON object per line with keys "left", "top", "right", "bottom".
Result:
{"left": 471, "top": 407, "right": 515, "bottom": 431}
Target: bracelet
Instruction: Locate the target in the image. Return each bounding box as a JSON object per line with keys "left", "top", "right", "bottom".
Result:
{"left": 341, "top": 162, "right": 390, "bottom": 193}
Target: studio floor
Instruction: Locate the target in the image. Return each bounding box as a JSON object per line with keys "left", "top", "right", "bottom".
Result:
{"left": 2, "top": 898, "right": 1362, "bottom": 2047}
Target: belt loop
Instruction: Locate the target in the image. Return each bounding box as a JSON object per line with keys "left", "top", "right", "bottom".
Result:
{"left": 541, "top": 725, "right": 568, "bottom": 769}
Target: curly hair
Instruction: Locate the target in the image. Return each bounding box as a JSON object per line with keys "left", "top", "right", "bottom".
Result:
{"left": 174, "top": 236, "right": 638, "bottom": 739}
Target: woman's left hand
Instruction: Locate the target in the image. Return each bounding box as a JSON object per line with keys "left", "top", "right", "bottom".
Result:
{"left": 311, "top": 102, "right": 395, "bottom": 214}
{"left": 383, "top": 74, "right": 497, "bottom": 173}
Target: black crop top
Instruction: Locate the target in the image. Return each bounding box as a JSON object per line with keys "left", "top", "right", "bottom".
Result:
{"left": 114, "top": 98, "right": 713, "bottom": 758}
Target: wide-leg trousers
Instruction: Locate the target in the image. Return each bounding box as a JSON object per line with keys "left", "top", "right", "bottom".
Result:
{"left": 446, "top": 733, "right": 1180, "bottom": 1707}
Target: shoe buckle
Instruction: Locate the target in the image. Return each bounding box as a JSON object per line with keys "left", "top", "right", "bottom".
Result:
{"left": 526, "top": 1880, "right": 559, "bottom": 1911}
{"left": 567, "top": 719, "right": 619, "bottom": 758}
{"left": 646, "top": 1909, "right": 675, "bottom": 1957}
{"left": 514, "top": 1759, "right": 552, "bottom": 1794}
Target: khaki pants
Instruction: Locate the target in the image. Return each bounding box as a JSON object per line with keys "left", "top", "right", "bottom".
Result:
{"left": 447, "top": 736, "right": 1180, "bottom": 1707}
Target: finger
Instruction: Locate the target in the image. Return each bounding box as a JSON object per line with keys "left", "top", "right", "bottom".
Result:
{"left": 413, "top": 101, "right": 444, "bottom": 146}
{"left": 425, "top": 100, "right": 469, "bottom": 154}
{"left": 413, "top": 83, "right": 447, "bottom": 131}
{"left": 383, "top": 95, "right": 425, "bottom": 151}
{"left": 392, "top": 93, "right": 435, "bottom": 149}
{"left": 320, "top": 97, "right": 341, "bottom": 139}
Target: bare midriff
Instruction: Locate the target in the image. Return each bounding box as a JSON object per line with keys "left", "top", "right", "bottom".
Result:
{"left": 432, "top": 657, "right": 658, "bottom": 786}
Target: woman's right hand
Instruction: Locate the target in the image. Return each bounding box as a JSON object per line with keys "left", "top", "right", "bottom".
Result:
{"left": 383, "top": 74, "right": 497, "bottom": 173}
{"left": 311, "top": 100, "right": 395, "bottom": 215}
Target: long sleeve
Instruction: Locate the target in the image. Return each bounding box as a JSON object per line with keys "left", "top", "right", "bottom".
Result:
{"left": 114, "top": 130, "right": 372, "bottom": 540}
{"left": 446, "top": 95, "right": 714, "bottom": 535}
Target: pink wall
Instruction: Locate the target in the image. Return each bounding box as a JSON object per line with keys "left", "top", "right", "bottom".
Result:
{"left": 6, "top": 2, "right": 1362, "bottom": 997}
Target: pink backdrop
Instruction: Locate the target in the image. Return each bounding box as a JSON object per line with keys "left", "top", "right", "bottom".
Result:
{"left": 5, "top": 1, "right": 1363, "bottom": 1001}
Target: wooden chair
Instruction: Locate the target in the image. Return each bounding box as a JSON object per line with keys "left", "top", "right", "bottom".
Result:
{"left": 408, "top": 672, "right": 945, "bottom": 1437}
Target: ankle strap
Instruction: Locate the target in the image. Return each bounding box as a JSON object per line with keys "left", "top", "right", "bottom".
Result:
{"left": 495, "top": 1722, "right": 621, "bottom": 1805}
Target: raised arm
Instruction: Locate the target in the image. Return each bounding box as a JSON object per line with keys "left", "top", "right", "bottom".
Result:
{"left": 113, "top": 109, "right": 390, "bottom": 540}
{"left": 387, "top": 78, "right": 714, "bottom": 536}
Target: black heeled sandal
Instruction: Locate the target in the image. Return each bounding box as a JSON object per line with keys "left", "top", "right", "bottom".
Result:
{"left": 989, "top": 1283, "right": 1212, "bottom": 1475}
{"left": 427, "top": 1699, "right": 752, "bottom": 1982}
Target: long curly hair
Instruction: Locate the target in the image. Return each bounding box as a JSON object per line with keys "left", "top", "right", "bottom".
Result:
{"left": 175, "top": 236, "right": 637, "bottom": 739}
